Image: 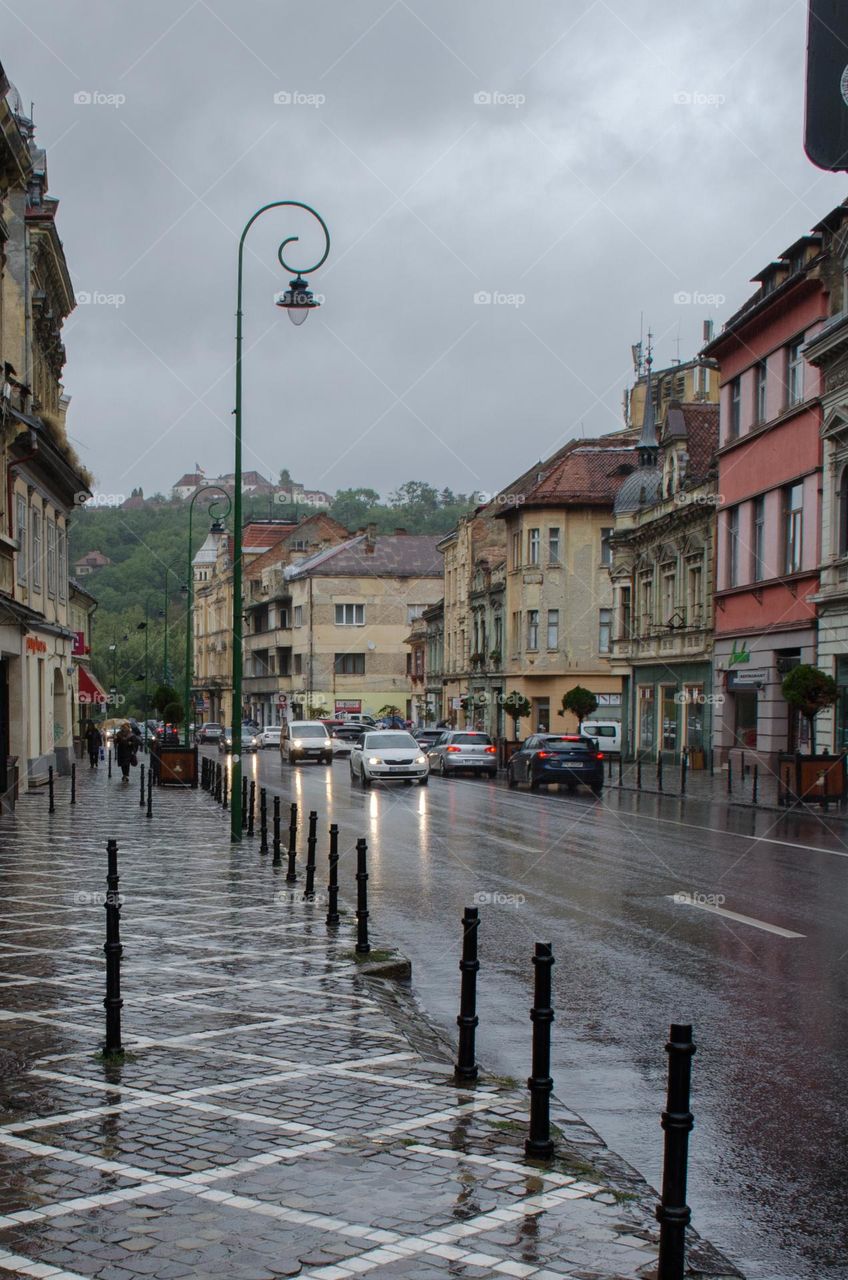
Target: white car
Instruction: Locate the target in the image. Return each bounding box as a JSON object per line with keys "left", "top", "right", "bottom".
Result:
{"left": 349, "top": 730, "right": 429, "bottom": 788}
{"left": 280, "top": 720, "right": 333, "bottom": 765}
{"left": 257, "top": 725, "right": 282, "bottom": 748}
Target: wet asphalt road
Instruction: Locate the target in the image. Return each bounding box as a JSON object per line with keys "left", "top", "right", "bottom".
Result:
{"left": 218, "top": 747, "right": 848, "bottom": 1280}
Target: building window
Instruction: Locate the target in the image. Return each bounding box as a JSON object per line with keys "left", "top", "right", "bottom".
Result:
{"left": 729, "top": 377, "right": 741, "bottom": 439}
{"left": 686, "top": 562, "right": 703, "bottom": 624}
{"left": 783, "top": 482, "right": 803, "bottom": 574}
{"left": 407, "top": 604, "right": 426, "bottom": 623}
{"left": 16, "top": 495, "right": 27, "bottom": 586}
{"left": 786, "top": 339, "right": 805, "bottom": 407}
{"left": 546, "top": 609, "right": 559, "bottom": 649}
{"left": 548, "top": 528, "right": 561, "bottom": 565}
{"left": 752, "top": 496, "right": 766, "bottom": 581}
{"left": 600, "top": 528, "right": 613, "bottom": 566}
{"left": 598, "top": 608, "right": 612, "bottom": 654}
{"left": 334, "top": 652, "right": 365, "bottom": 675}
{"left": 31, "top": 508, "right": 42, "bottom": 592}
{"left": 727, "top": 507, "right": 740, "bottom": 587}
{"left": 639, "top": 573, "right": 653, "bottom": 634}
{"left": 335, "top": 603, "right": 364, "bottom": 625}
{"left": 528, "top": 528, "right": 540, "bottom": 566}
{"left": 57, "top": 528, "right": 66, "bottom": 602}
{"left": 511, "top": 531, "right": 521, "bottom": 569}
{"left": 46, "top": 521, "right": 56, "bottom": 598}
{"left": 619, "top": 585, "right": 632, "bottom": 639}
{"left": 755, "top": 360, "right": 767, "bottom": 423}
{"left": 511, "top": 611, "right": 521, "bottom": 652}
{"left": 293, "top": 653, "right": 302, "bottom": 675}
{"left": 526, "top": 609, "right": 539, "bottom": 650}
{"left": 661, "top": 569, "right": 676, "bottom": 621}
{"left": 293, "top": 605, "right": 303, "bottom": 627}
{"left": 840, "top": 468, "right": 848, "bottom": 558}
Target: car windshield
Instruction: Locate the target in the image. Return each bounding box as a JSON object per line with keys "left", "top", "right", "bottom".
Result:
{"left": 452, "top": 733, "right": 493, "bottom": 745}
{"left": 364, "top": 733, "right": 419, "bottom": 750}
{"left": 291, "top": 724, "right": 327, "bottom": 738}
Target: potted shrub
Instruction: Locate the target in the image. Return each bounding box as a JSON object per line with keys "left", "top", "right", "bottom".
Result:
{"left": 559, "top": 686, "right": 599, "bottom": 732}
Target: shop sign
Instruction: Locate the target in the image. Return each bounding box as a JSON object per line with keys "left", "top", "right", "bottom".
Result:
{"left": 25, "top": 635, "right": 47, "bottom": 654}
{"left": 335, "top": 699, "right": 361, "bottom": 714}
{"left": 727, "top": 668, "right": 767, "bottom": 690}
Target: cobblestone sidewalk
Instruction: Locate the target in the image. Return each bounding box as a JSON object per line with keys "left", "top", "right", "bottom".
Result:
{"left": 0, "top": 765, "right": 741, "bottom": 1280}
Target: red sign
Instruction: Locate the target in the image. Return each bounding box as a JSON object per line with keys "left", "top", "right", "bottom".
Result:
{"left": 335, "top": 699, "right": 361, "bottom": 714}
{"left": 25, "top": 635, "right": 47, "bottom": 654}
{"left": 72, "top": 631, "right": 86, "bottom": 656}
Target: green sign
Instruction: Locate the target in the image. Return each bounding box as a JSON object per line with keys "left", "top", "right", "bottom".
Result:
{"left": 728, "top": 640, "right": 751, "bottom": 668}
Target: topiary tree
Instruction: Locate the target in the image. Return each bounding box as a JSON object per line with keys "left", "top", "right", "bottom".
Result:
{"left": 502, "top": 690, "right": 531, "bottom": 739}
{"left": 163, "top": 700, "right": 184, "bottom": 728}
{"left": 781, "top": 665, "right": 837, "bottom": 753}
{"left": 559, "top": 686, "right": 599, "bottom": 730}
{"left": 152, "top": 684, "right": 180, "bottom": 719}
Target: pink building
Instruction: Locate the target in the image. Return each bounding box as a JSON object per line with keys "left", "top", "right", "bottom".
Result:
{"left": 704, "top": 203, "right": 848, "bottom": 766}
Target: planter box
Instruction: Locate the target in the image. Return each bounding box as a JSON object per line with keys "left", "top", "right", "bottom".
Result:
{"left": 777, "top": 752, "right": 846, "bottom": 808}
{"left": 150, "top": 742, "right": 198, "bottom": 788}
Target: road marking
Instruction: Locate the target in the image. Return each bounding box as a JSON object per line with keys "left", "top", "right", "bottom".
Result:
{"left": 666, "top": 895, "right": 805, "bottom": 938}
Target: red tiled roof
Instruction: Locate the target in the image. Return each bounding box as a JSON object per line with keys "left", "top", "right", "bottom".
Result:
{"left": 242, "top": 523, "right": 294, "bottom": 552}
{"left": 664, "top": 403, "right": 718, "bottom": 484}
{"left": 517, "top": 438, "right": 640, "bottom": 507}
{"left": 288, "top": 534, "right": 443, "bottom": 579}
{"left": 245, "top": 514, "right": 350, "bottom": 578}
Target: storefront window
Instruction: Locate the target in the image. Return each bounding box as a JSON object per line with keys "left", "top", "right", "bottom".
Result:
{"left": 638, "top": 686, "right": 654, "bottom": 751}
{"left": 661, "top": 686, "right": 678, "bottom": 752}
{"left": 837, "top": 656, "right": 848, "bottom": 752}
{"left": 684, "top": 686, "right": 704, "bottom": 752}
{"left": 733, "top": 691, "right": 758, "bottom": 748}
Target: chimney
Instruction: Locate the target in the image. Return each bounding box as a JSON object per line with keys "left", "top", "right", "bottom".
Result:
{"left": 394, "top": 527, "right": 407, "bottom": 535}
{"left": 365, "top": 522, "right": 377, "bottom": 552}
{"left": 703, "top": 319, "right": 714, "bottom": 343}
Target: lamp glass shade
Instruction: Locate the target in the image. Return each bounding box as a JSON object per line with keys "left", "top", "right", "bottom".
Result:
{"left": 288, "top": 306, "right": 310, "bottom": 326}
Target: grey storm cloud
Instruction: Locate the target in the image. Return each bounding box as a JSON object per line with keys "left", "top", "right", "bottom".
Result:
{"left": 3, "top": 0, "right": 845, "bottom": 501}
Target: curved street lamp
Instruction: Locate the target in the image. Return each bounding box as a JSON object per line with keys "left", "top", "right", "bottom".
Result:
{"left": 183, "top": 485, "right": 232, "bottom": 748}
{"left": 230, "top": 201, "right": 330, "bottom": 843}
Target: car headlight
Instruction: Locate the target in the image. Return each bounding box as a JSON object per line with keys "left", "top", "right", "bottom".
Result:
{"left": 415, "top": 755, "right": 426, "bottom": 765}
{"left": 368, "top": 756, "right": 382, "bottom": 765}
{"left": 292, "top": 739, "right": 303, "bottom": 747}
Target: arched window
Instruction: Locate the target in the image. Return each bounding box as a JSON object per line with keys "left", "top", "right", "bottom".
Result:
{"left": 839, "top": 466, "right": 848, "bottom": 558}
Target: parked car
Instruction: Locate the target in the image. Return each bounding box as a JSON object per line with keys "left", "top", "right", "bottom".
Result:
{"left": 581, "top": 720, "right": 622, "bottom": 755}
{"left": 349, "top": 730, "right": 428, "bottom": 787}
{"left": 219, "top": 727, "right": 259, "bottom": 753}
{"left": 280, "top": 720, "right": 333, "bottom": 765}
{"left": 413, "top": 727, "right": 444, "bottom": 750}
{"left": 196, "top": 722, "right": 224, "bottom": 745}
{"left": 257, "top": 725, "right": 282, "bottom": 748}
{"left": 428, "top": 731, "right": 498, "bottom": 778}
{"left": 339, "top": 713, "right": 378, "bottom": 727}
{"left": 507, "top": 734, "right": 604, "bottom": 794}
{"left": 330, "top": 724, "right": 365, "bottom": 756}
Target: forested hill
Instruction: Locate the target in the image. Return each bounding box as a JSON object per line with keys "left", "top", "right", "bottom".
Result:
{"left": 69, "top": 483, "right": 475, "bottom": 715}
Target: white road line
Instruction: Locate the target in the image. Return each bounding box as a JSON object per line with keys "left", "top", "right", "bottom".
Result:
{"left": 667, "top": 895, "right": 805, "bottom": 938}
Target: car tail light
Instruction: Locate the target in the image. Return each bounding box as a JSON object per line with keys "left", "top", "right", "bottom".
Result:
{"left": 536, "top": 750, "right": 551, "bottom": 759}
{"left": 596, "top": 751, "right": 604, "bottom": 760}
{"left": 484, "top": 746, "right": 496, "bottom": 754}
{"left": 446, "top": 745, "right": 462, "bottom": 753}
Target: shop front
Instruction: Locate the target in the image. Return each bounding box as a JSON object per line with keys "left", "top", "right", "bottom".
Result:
{"left": 630, "top": 661, "right": 714, "bottom": 763}
{"left": 712, "top": 629, "right": 816, "bottom": 767}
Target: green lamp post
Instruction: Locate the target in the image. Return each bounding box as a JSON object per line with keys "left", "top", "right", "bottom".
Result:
{"left": 229, "top": 201, "right": 330, "bottom": 843}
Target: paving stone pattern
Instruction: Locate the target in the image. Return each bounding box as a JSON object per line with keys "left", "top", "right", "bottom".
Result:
{"left": 0, "top": 765, "right": 740, "bottom": 1280}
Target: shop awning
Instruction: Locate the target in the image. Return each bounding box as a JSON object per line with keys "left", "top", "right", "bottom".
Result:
{"left": 78, "top": 666, "right": 107, "bottom": 704}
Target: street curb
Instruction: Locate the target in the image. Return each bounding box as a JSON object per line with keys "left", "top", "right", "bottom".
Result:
{"left": 609, "top": 781, "right": 848, "bottom": 824}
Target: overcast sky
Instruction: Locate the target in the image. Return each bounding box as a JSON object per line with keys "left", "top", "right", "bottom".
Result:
{"left": 4, "top": 0, "right": 846, "bottom": 503}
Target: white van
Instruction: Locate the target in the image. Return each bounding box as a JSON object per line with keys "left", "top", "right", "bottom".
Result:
{"left": 582, "top": 721, "right": 622, "bottom": 755}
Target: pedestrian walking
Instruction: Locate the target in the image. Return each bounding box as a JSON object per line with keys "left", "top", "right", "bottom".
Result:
{"left": 84, "top": 721, "right": 103, "bottom": 769}
{"left": 114, "top": 722, "right": 141, "bottom": 783}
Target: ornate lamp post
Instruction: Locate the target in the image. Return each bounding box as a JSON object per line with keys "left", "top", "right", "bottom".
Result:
{"left": 183, "top": 486, "right": 232, "bottom": 747}
{"left": 229, "top": 201, "right": 330, "bottom": 843}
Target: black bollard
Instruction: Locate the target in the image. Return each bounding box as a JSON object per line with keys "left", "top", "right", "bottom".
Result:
{"left": 326, "top": 823, "right": 340, "bottom": 927}
{"left": 139, "top": 762, "right": 145, "bottom": 806}
{"left": 727, "top": 757, "right": 732, "bottom": 796}
{"left": 241, "top": 776, "right": 248, "bottom": 831}
{"left": 222, "top": 766, "right": 228, "bottom": 810}
{"left": 259, "top": 788, "right": 268, "bottom": 852}
{"left": 48, "top": 765, "right": 55, "bottom": 813}
{"left": 656, "top": 753, "right": 663, "bottom": 793}
{"left": 108, "top": 748, "right": 112, "bottom": 779}
{"left": 272, "top": 796, "right": 282, "bottom": 866}
{"left": 525, "top": 942, "right": 555, "bottom": 1160}
{"left": 752, "top": 765, "right": 759, "bottom": 806}
{"left": 355, "top": 837, "right": 370, "bottom": 954}
{"left": 103, "top": 839, "right": 123, "bottom": 1054}
{"left": 636, "top": 756, "right": 642, "bottom": 790}
{"left": 618, "top": 754, "right": 623, "bottom": 786}
{"left": 607, "top": 755, "right": 612, "bottom": 781}
{"left": 679, "top": 752, "right": 687, "bottom": 797}
{"left": 286, "top": 803, "right": 298, "bottom": 882}
{"left": 455, "top": 906, "right": 480, "bottom": 1082}
{"left": 70, "top": 762, "right": 76, "bottom": 805}
{"left": 656, "top": 1024, "right": 696, "bottom": 1280}
{"left": 709, "top": 747, "right": 714, "bottom": 778}
{"left": 146, "top": 767, "right": 153, "bottom": 819}
{"left": 304, "top": 810, "right": 317, "bottom": 900}
{"left": 202, "top": 757, "right": 207, "bottom": 791}
{"left": 741, "top": 750, "right": 746, "bottom": 778}
{"left": 248, "top": 781, "right": 256, "bottom": 837}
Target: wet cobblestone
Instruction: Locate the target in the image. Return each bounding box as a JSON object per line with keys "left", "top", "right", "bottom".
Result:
{"left": 0, "top": 765, "right": 741, "bottom": 1279}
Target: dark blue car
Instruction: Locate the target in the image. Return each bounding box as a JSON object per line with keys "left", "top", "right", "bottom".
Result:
{"left": 507, "top": 734, "right": 604, "bottom": 795}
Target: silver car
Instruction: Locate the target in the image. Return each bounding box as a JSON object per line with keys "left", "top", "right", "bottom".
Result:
{"left": 427, "top": 730, "right": 498, "bottom": 778}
